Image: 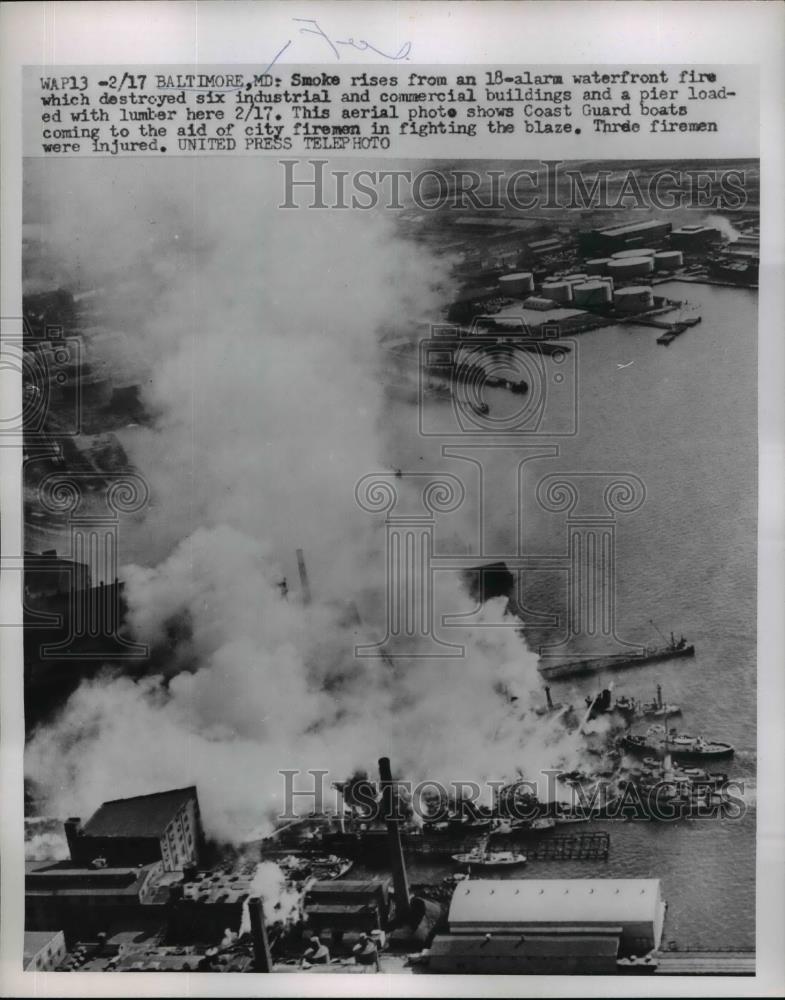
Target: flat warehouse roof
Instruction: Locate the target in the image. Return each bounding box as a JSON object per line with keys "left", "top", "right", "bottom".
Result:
{"left": 598, "top": 220, "right": 672, "bottom": 237}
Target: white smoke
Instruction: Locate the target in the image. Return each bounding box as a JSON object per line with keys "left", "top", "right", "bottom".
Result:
{"left": 25, "top": 158, "right": 593, "bottom": 841}
{"left": 239, "top": 861, "right": 303, "bottom": 932}
{"left": 705, "top": 214, "right": 740, "bottom": 242}
{"left": 24, "top": 820, "right": 69, "bottom": 861}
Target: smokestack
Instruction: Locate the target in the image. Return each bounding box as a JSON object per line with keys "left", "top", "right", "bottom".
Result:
{"left": 247, "top": 896, "right": 273, "bottom": 972}
{"left": 64, "top": 817, "right": 81, "bottom": 862}
{"left": 545, "top": 686, "right": 553, "bottom": 710}
{"left": 657, "top": 684, "right": 663, "bottom": 708}
{"left": 378, "top": 756, "right": 410, "bottom": 925}
{"left": 296, "top": 549, "right": 311, "bottom": 606}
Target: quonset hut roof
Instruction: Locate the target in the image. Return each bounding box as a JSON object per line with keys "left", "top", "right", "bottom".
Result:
{"left": 448, "top": 879, "right": 663, "bottom": 932}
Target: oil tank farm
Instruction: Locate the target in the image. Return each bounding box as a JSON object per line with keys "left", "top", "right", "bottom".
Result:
{"left": 585, "top": 258, "right": 611, "bottom": 275}
{"left": 498, "top": 272, "right": 535, "bottom": 297}
{"left": 572, "top": 281, "right": 612, "bottom": 308}
{"left": 607, "top": 257, "right": 655, "bottom": 280}
{"left": 654, "top": 250, "right": 684, "bottom": 271}
{"left": 614, "top": 286, "right": 655, "bottom": 312}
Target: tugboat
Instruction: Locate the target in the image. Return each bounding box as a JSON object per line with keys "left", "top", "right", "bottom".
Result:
{"left": 620, "top": 725, "right": 734, "bottom": 762}
{"left": 452, "top": 846, "right": 527, "bottom": 870}
{"left": 614, "top": 685, "right": 682, "bottom": 721}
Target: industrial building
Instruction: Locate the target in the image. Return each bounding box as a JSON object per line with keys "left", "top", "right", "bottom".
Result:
{"left": 522, "top": 235, "right": 564, "bottom": 258}
{"left": 490, "top": 300, "right": 596, "bottom": 336}
{"left": 427, "top": 878, "right": 666, "bottom": 974}
{"left": 669, "top": 225, "right": 722, "bottom": 251}
{"left": 169, "top": 869, "right": 253, "bottom": 944}
{"left": 579, "top": 220, "right": 672, "bottom": 256}
{"left": 65, "top": 786, "right": 202, "bottom": 872}
{"left": 23, "top": 930, "right": 67, "bottom": 971}
{"left": 303, "top": 879, "right": 393, "bottom": 938}
{"left": 24, "top": 550, "right": 91, "bottom": 599}
{"left": 25, "top": 859, "right": 169, "bottom": 942}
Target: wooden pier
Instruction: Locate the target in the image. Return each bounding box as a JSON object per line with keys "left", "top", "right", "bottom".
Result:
{"left": 526, "top": 831, "right": 610, "bottom": 861}
{"left": 653, "top": 951, "right": 755, "bottom": 976}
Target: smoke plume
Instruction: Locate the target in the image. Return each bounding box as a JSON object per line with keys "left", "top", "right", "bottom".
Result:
{"left": 25, "top": 158, "right": 592, "bottom": 842}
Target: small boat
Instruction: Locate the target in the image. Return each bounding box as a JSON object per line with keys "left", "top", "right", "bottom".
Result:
{"left": 663, "top": 733, "right": 735, "bottom": 761}
{"left": 507, "top": 816, "right": 557, "bottom": 834}
{"left": 452, "top": 848, "right": 527, "bottom": 869}
{"left": 530, "top": 816, "right": 557, "bottom": 831}
{"left": 614, "top": 684, "right": 681, "bottom": 721}
{"left": 555, "top": 814, "right": 590, "bottom": 825}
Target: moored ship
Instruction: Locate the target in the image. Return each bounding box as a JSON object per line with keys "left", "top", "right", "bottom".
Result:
{"left": 452, "top": 847, "right": 527, "bottom": 870}
{"left": 620, "top": 725, "right": 734, "bottom": 762}
{"left": 539, "top": 634, "right": 694, "bottom": 682}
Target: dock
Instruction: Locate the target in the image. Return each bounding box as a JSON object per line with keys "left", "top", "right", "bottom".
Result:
{"left": 656, "top": 316, "right": 702, "bottom": 346}
{"left": 526, "top": 830, "right": 610, "bottom": 861}
{"left": 653, "top": 951, "right": 755, "bottom": 976}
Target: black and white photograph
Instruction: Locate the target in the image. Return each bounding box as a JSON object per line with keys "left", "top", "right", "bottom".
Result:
{"left": 17, "top": 150, "right": 761, "bottom": 976}
{"left": 1, "top": 3, "right": 784, "bottom": 996}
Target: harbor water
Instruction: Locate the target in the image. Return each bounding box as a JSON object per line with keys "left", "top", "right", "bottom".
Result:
{"left": 387, "top": 278, "right": 757, "bottom": 951}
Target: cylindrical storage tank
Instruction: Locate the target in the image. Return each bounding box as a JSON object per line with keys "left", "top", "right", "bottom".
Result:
{"left": 586, "top": 258, "right": 611, "bottom": 275}
{"left": 614, "top": 286, "right": 655, "bottom": 312}
{"left": 498, "top": 272, "right": 535, "bottom": 297}
{"left": 562, "top": 273, "right": 589, "bottom": 285}
{"left": 654, "top": 250, "right": 684, "bottom": 271}
{"left": 540, "top": 280, "right": 573, "bottom": 304}
{"left": 607, "top": 257, "right": 654, "bottom": 279}
{"left": 611, "top": 248, "right": 657, "bottom": 259}
{"left": 572, "top": 281, "right": 612, "bottom": 307}
{"left": 597, "top": 275, "right": 615, "bottom": 292}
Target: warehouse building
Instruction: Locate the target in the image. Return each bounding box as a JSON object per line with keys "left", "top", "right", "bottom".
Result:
{"left": 669, "top": 225, "right": 722, "bottom": 250}
{"left": 25, "top": 859, "right": 168, "bottom": 943}
{"left": 427, "top": 878, "right": 666, "bottom": 974}
{"left": 23, "top": 930, "right": 67, "bottom": 971}
{"left": 303, "top": 878, "right": 393, "bottom": 938}
{"left": 490, "top": 301, "right": 595, "bottom": 336}
{"left": 65, "top": 786, "right": 203, "bottom": 872}
{"left": 579, "top": 220, "right": 672, "bottom": 256}
{"left": 24, "top": 550, "right": 91, "bottom": 599}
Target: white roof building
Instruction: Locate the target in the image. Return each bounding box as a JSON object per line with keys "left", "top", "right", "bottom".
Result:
{"left": 448, "top": 878, "right": 665, "bottom": 955}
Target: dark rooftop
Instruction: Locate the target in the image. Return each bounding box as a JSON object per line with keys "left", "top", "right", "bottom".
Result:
{"left": 26, "top": 861, "right": 157, "bottom": 896}
{"left": 82, "top": 786, "right": 197, "bottom": 839}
